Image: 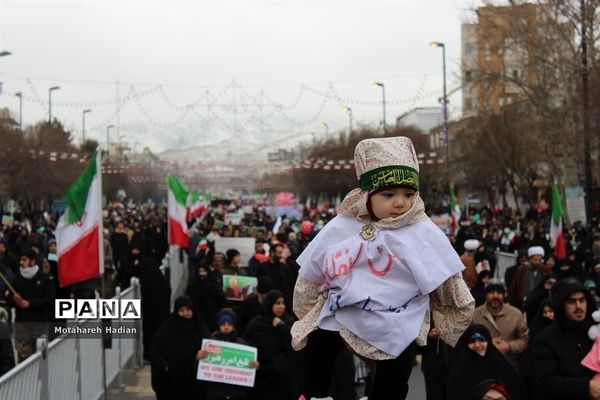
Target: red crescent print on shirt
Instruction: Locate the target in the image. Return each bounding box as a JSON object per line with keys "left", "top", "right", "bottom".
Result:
{"left": 324, "top": 243, "right": 364, "bottom": 280}
{"left": 367, "top": 246, "right": 395, "bottom": 277}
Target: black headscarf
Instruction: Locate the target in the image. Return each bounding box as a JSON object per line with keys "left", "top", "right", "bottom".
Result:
{"left": 446, "top": 325, "right": 527, "bottom": 400}
{"left": 528, "top": 298, "right": 555, "bottom": 344}
{"left": 140, "top": 257, "right": 171, "bottom": 361}
{"left": 241, "top": 290, "right": 295, "bottom": 400}
{"left": 523, "top": 273, "right": 556, "bottom": 325}
{"left": 243, "top": 289, "right": 292, "bottom": 367}
{"left": 150, "top": 295, "right": 210, "bottom": 399}
{"left": 470, "top": 270, "right": 492, "bottom": 307}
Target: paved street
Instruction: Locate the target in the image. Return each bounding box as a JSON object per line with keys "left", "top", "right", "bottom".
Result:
{"left": 108, "top": 360, "right": 427, "bottom": 399}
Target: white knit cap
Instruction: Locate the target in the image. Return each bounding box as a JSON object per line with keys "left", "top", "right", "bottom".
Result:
{"left": 528, "top": 246, "right": 545, "bottom": 257}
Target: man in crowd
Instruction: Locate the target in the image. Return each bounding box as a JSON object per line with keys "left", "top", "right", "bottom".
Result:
{"left": 255, "top": 243, "right": 295, "bottom": 307}
{"left": 533, "top": 278, "right": 600, "bottom": 399}
{"left": 510, "top": 246, "right": 546, "bottom": 309}
{"left": 472, "top": 279, "right": 528, "bottom": 368}
{"left": 0, "top": 239, "right": 18, "bottom": 274}
{"left": 11, "top": 248, "right": 56, "bottom": 362}
{"left": 461, "top": 238, "right": 479, "bottom": 289}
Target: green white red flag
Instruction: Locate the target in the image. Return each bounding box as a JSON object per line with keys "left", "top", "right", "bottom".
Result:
{"left": 188, "top": 191, "right": 211, "bottom": 221}
{"left": 168, "top": 175, "right": 189, "bottom": 248}
{"left": 56, "top": 152, "right": 104, "bottom": 288}
{"left": 550, "top": 183, "right": 566, "bottom": 259}
{"left": 449, "top": 186, "right": 461, "bottom": 235}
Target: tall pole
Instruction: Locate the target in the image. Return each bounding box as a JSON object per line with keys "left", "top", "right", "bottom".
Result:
{"left": 48, "top": 86, "right": 60, "bottom": 123}
{"left": 343, "top": 106, "right": 353, "bottom": 136}
{"left": 320, "top": 122, "right": 329, "bottom": 142}
{"left": 373, "top": 82, "right": 386, "bottom": 134}
{"left": 106, "top": 125, "right": 114, "bottom": 160}
{"left": 119, "top": 135, "right": 125, "bottom": 164}
{"left": 15, "top": 92, "right": 22, "bottom": 131}
{"left": 133, "top": 142, "right": 139, "bottom": 164}
{"left": 581, "top": 0, "right": 593, "bottom": 223}
{"left": 430, "top": 41, "right": 449, "bottom": 188}
{"left": 82, "top": 109, "right": 91, "bottom": 144}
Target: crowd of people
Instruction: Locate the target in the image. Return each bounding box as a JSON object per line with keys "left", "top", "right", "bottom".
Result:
{"left": 0, "top": 189, "right": 599, "bottom": 400}
{"left": 423, "top": 205, "right": 600, "bottom": 400}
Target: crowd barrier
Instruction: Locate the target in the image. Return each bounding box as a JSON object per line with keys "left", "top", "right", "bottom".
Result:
{"left": 0, "top": 280, "right": 142, "bottom": 400}
{"left": 0, "top": 245, "right": 186, "bottom": 399}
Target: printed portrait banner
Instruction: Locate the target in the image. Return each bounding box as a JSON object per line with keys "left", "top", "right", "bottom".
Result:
{"left": 214, "top": 237, "right": 256, "bottom": 266}
{"left": 196, "top": 339, "right": 257, "bottom": 388}
{"left": 225, "top": 212, "right": 243, "bottom": 226}
{"left": 222, "top": 274, "right": 258, "bottom": 301}
{"left": 1, "top": 215, "right": 13, "bottom": 227}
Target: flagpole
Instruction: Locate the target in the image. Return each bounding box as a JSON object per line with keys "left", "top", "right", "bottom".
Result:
{"left": 166, "top": 175, "right": 171, "bottom": 245}
{"left": 98, "top": 148, "right": 108, "bottom": 400}
{"left": 97, "top": 150, "right": 105, "bottom": 277}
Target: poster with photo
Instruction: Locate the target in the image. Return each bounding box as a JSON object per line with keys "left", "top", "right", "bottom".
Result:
{"left": 222, "top": 274, "right": 258, "bottom": 301}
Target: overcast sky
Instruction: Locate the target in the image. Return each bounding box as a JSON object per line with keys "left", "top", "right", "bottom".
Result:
{"left": 0, "top": 0, "right": 484, "bottom": 153}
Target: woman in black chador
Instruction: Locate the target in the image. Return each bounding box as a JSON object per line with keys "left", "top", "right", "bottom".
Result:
{"left": 150, "top": 295, "right": 210, "bottom": 400}
{"left": 446, "top": 324, "right": 527, "bottom": 400}
{"left": 140, "top": 257, "right": 171, "bottom": 361}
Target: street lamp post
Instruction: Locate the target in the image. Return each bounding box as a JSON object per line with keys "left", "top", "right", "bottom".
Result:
{"left": 430, "top": 41, "right": 449, "bottom": 193}
{"left": 133, "top": 142, "right": 139, "bottom": 164}
{"left": 320, "top": 122, "right": 329, "bottom": 142}
{"left": 119, "top": 135, "right": 126, "bottom": 164}
{"left": 106, "top": 125, "right": 115, "bottom": 160}
{"left": 373, "top": 82, "right": 386, "bottom": 134}
{"left": 429, "top": 42, "right": 448, "bottom": 164}
{"left": 82, "top": 109, "right": 92, "bottom": 144}
{"left": 580, "top": 0, "right": 593, "bottom": 222}
{"left": 48, "top": 86, "right": 60, "bottom": 123}
{"left": 14, "top": 92, "right": 22, "bottom": 131}
{"left": 342, "top": 105, "right": 353, "bottom": 136}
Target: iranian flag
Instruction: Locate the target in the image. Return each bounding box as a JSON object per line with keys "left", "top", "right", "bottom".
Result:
{"left": 56, "top": 152, "right": 103, "bottom": 288}
{"left": 168, "top": 175, "right": 189, "bottom": 248}
{"left": 187, "top": 191, "right": 212, "bottom": 221}
{"left": 187, "top": 191, "right": 202, "bottom": 222}
{"left": 449, "top": 186, "right": 461, "bottom": 235}
{"left": 550, "top": 183, "right": 566, "bottom": 259}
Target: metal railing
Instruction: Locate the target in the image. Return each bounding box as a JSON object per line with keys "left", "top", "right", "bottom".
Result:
{"left": 0, "top": 245, "right": 186, "bottom": 399}
{"left": 0, "top": 278, "right": 142, "bottom": 400}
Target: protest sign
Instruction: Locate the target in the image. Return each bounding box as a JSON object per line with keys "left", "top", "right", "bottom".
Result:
{"left": 223, "top": 274, "right": 257, "bottom": 301}
{"left": 197, "top": 339, "right": 257, "bottom": 387}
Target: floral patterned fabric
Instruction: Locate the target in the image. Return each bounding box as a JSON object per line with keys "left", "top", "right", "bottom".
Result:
{"left": 292, "top": 273, "right": 474, "bottom": 360}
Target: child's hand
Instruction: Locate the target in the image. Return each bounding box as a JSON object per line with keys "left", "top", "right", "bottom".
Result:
{"left": 248, "top": 360, "right": 259, "bottom": 369}
{"left": 196, "top": 350, "right": 209, "bottom": 361}
{"left": 272, "top": 317, "right": 283, "bottom": 327}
